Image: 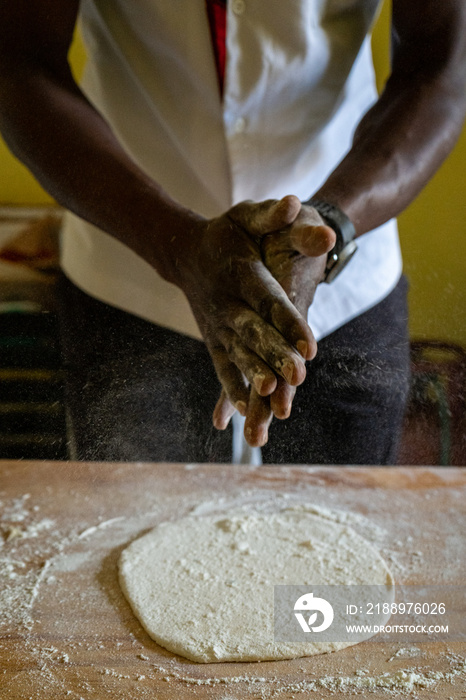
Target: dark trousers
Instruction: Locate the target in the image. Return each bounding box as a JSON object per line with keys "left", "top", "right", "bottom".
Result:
{"left": 57, "top": 274, "right": 410, "bottom": 465}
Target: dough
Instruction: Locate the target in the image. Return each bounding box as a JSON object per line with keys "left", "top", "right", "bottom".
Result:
{"left": 118, "top": 509, "right": 393, "bottom": 663}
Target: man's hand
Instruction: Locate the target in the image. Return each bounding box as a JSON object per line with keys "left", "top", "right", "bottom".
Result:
{"left": 212, "top": 197, "right": 336, "bottom": 447}
{"left": 173, "top": 197, "right": 321, "bottom": 428}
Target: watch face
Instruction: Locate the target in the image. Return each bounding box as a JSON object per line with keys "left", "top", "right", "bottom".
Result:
{"left": 324, "top": 241, "right": 358, "bottom": 284}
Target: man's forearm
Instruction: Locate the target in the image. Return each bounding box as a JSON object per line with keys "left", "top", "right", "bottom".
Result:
{"left": 0, "top": 58, "right": 197, "bottom": 282}
{"left": 312, "top": 10, "right": 466, "bottom": 236}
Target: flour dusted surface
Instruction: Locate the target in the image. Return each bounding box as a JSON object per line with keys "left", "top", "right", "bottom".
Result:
{"left": 118, "top": 509, "right": 393, "bottom": 663}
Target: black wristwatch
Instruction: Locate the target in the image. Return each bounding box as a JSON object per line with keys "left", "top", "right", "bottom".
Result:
{"left": 307, "top": 199, "right": 358, "bottom": 283}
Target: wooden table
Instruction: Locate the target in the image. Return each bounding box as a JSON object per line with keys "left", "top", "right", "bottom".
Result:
{"left": 0, "top": 462, "right": 465, "bottom": 699}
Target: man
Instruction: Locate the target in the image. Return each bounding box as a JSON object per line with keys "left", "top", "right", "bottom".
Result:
{"left": 0, "top": 1, "right": 465, "bottom": 463}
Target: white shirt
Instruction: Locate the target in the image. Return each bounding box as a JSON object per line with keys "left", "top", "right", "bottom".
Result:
{"left": 61, "top": 0, "right": 402, "bottom": 342}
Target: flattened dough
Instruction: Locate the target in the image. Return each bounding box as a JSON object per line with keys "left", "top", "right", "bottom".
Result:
{"left": 119, "top": 510, "right": 393, "bottom": 663}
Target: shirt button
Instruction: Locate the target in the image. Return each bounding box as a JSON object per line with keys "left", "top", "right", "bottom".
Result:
{"left": 234, "top": 117, "right": 246, "bottom": 134}
{"left": 232, "top": 0, "right": 246, "bottom": 15}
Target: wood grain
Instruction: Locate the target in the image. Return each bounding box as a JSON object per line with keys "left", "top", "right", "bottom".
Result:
{"left": 0, "top": 462, "right": 465, "bottom": 699}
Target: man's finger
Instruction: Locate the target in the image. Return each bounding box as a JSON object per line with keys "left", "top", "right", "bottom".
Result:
{"left": 233, "top": 263, "right": 317, "bottom": 361}
{"left": 244, "top": 389, "right": 273, "bottom": 447}
{"left": 213, "top": 389, "right": 238, "bottom": 430}
{"left": 219, "top": 328, "right": 278, "bottom": 396}
{"left": 228, "top": 305, "right": 307, "bottom": 385}
{"left": 229, "top": 195, "right": 301, "bottom": 237}
{"left": 270, "top": 378, "right": 297, "bottom": 420}
{"left": 208, "top": 344, "right": 250, "bottom": 422}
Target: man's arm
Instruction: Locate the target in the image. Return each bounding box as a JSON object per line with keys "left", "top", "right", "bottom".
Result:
{"left": 313, "top": 0, "right": 466, "bottom": 233}
{"left": 0, "top": 1, "right": 317, "bottom": 428}
{"left": 0, "top": 1, "right": 181, "bottom": 274}
{"left": 238, "top": 0, "right": 466, "bottom": 447}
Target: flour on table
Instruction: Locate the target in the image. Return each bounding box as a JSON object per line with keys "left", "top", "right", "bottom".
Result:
{"left": 118, "top": 509, "right": 394, "bottom": 663}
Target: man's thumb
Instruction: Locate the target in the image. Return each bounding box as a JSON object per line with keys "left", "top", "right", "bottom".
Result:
{"left": 290, "top": 222, "right": 336, "bottom": 257}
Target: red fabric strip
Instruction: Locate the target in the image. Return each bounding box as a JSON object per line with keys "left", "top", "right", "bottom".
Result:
{"left": 205, "top": 0, "right": 227, "bottom": 96}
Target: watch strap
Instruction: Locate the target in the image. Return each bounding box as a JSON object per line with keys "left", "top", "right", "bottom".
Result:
{"left": 307, "top": 199, "right": 357, "bottom": 283}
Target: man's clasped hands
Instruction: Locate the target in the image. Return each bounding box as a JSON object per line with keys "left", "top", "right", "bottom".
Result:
{"left": 172, "top": 195, "right": 337, "bottom": 447}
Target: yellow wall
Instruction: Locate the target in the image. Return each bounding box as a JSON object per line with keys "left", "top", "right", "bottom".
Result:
{"left": 372, "top": 1, "right": 466, "bottom": 346}
{"left": 1, "top": 5, "right": 465, "bottom": 345}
